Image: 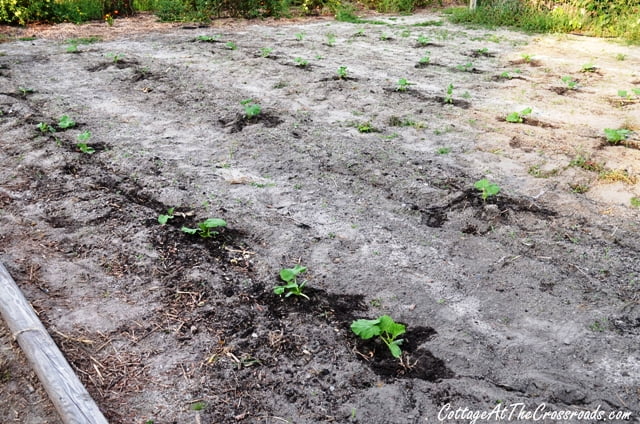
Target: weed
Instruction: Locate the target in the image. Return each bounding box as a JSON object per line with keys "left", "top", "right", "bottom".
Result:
{"left": 106, "top": 52, "right": 124, "bottom": 63}
{"left": 337, "top": 66, "right": 348, "bottom": 79}
{"left": 444, "top": 83, "right": 454, "bottom": 104}
{"left": 561, "top": 76, "right": 577, "bottom": 89}
{"left": 462, "top": 91, "right": 471, "bottom": 99}
{"left": 354, "top": 28, "right": 365, "bottom": 37}
{"left": 66, "top": 36, "right": 101, "bottom": 45}
{"left": 351, "top": 315, "right": 406, "bottom": 358}
{"left": 570, "top": 183, "right": 589, "bottom": 193}
{"left": 436, "top": 147, "right": 452, "bottom": 154}
{"left": 379, "top": 32, "right": 391, "bottom": 41}
{"left": 506, "top": 107, "right": 532, "bottom": 123}
{"left": 412, "top": 20, "right": 443, "bottom": 27}
{"left": 631, "top": 197, "right": 640, "bottom": 208}
{"left": 18, "top": 36, "right": 36, "bottom": 41}
{"left": 190, "top": 402, "right": 206, "bottom": 411}
{"left": 416, "top": 34, "right": 430, "bottom": 46}
{"left": 616, "top": 53, "right": 626, "bottom": 61}
{"left": 396, "top": 78, "right": 413, "bottom": 92}
{"left": 260, "top": 47, "right": 273, "bottom": 57}
{"left": 476, "top": 47, "right": 489, "bottom": 55}
{"left": 181, "top": 218, "right": 226, "bottom": 238}
{"left": 569, "top": 154, "right": 603, "bottom": 172}
{"left": 66, "top": 43, "right": 79, "bottom": 53}
{"left": 588, "top": 319, "right": 607, "bottom": 332}
{"left": 295, "top": 32, "right": 305, "bottom": 41}
{"left": 599, "top": 169, "right": 636, "bottom": 185}
{"left": 400, "top": 29, "right": 411, "bottom": 38}
{"left": 499, "top": 71, "right": 512, "bottom": 79}
{"left": 274, "top": 265, "right": 309, "bottom": 300}
{"left": 474, "top": 178, "right": 500, "bottom": 200}
{"left": 240, "top": 99, "right": 261, "bottom": 119}
{"left": 225, "top": 41, "right": 237, "bottom": 50}
{"left": 294, "top": 57, "right": 309, "bottom": 68}
{"left": 58, "top": 115, "right": 76, "bottom": 129}
{"left": 604, "top": 128, "right": 631, "bottom": 144}
{"left": 158, "top": 207, "right": 175, "bottom": 225}
{"left": 528, "top": 164, "right": 558, "bottom": 178}
{"left": 581, "top": 63, "right": 596, "bottom": 73}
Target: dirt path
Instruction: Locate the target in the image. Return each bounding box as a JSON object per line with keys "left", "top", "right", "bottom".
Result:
{"left": 1, "top": 12, "right": 639, "bottom": 424}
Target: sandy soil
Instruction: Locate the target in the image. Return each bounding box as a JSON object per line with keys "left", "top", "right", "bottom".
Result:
{"left": 1, "top": 11, "right": 639, "bottom": 424}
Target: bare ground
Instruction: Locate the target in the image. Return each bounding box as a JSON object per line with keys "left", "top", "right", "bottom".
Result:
{"left": 1, "top": 12, "right": 639, "bottom": 424}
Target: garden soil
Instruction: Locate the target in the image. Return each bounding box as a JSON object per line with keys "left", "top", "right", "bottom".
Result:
{"left": 1, "top": 11, "right": 639, "bottom": 424}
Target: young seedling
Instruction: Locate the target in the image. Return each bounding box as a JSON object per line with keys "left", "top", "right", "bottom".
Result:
{"left": 499, "top": 71, "right": 512, "bottom": 79}
{"left": 196, "top": 35, "right": 220, "bottom": 42}
{"left": 561, "top": 76, "right": 578, "bottom": 89}
{"left": 416, "top": 35, "right": 430, "bottom": 46}
{"left": 106, "top": 52, "right": 124, "bottom": 63}
{"left": 354, "top": 28, "right": 365, "bottom": 37}
{"left": 396, "top": 78, "right": 413, "bottom": 92}
{"left": 506, "top": 107, "right": 532, "bottom": 123}
{"left": 240, "top": 99, "right": 261, "bottom": 119}
{"left": 17, "top": 87, "right": 34, "bottom": 96}
{"left": 337, "top": 66, "right": 348, "bottom": 79}
{"left": 37, "top": 122, "right": 55, "bottom": 134}
{"left": 631, "top": 197, "right": 640, "bottom": 208}
{"left": 295, "top": 32, "right": 305, "bottom": 41}
{"left": 273, "top": 265, "right": 309, "bottom": 300}
{"left": 58, "top": 115, "right": 76, "bottom": 129}
{"left": 326, "top": 33, "right": 336, "bottom": 46}
{"left": 418, "top": 51, "right": 431, "bottom": 65}
{"left": 76, "top": 131, "right": 94, "bottom": 154}
{"left": 581, "top": 63, "right": 596, "bottom": 73}
{"left": 456, "top": 62, "right": 474, "bottom": 72}
{"left": 604, "top": 128, "right": 631, "bottom": 144}
{"left": 158, "top": 207, "right": 175, "bottom": 225}
{"left": 66, "top": 43, "right": 79, "bottom": 53}
{"left": 474, "top": 178, "right": 500, "bottom": 201}
{"left": 259, "top": 47, "right": 273, "bottom": 58}
{"left": 351, "top": 315, "right": 406, "bottom": 358}
{"left": 294, "top": 57, "right": 309, "bottom": 68}
{"left": 444, "top": 83, "right": 454, "bottom": 104}
{"left": 379, "top": 33, "right": 391, "bottom": 41}
{"left": 521, "top": 53, "right": 533, "bottom": 63}
{"left": 357, "top": 122, "right": 374, "bottom": 133}
{"left": 225, "top": 41, "right": 237, "bottom": 50}
{"left": 181, "top": 218, "right": 226, "bottom": 238}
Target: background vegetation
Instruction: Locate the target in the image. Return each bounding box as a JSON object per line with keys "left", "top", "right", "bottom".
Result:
{"left": 0, "top": 0, "right": 637, "bottom": 42}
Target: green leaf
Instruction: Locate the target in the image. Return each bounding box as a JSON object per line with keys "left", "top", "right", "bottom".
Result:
{"left": 520, "top": 107, "right": 532, "bottom": 116}
{"left": 505, "top": 112, "right": 522, "bottom": 123}
{"left": 58, "top": 115, "right": 76, "bottom": 129}
{"left": 351, "top": 318, "right": 381, "bottom": 339}
{"left": 273, "top": 286, "right": 285, "bottom": 295}
{"left": 202, "top": 218, "right": 227, "bottom": 228}
{"left": 77, "top": 130, "right": 91, "bottom": 142}
{"left": 485, "top": 184, "right": 501, "bottom": 197}
{"left": 474, "top": 179, "right": 490, "bottom": 190}
{"left": 280, "top": 265, "right": 306, "bottom": 283}
{"left": 158, "top": 215, "right": 169, "bottom": 225}
{"left": 378, "top": 315, "right": 406, "bottom": 339}
{"left": 388, "top": 340, "right": 403, "bottom": 358}
{"left": 181, "top": 226, "right": 198, "bottom": 234}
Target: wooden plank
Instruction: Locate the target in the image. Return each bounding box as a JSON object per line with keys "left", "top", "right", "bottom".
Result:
{"left": 0, "top": 262, "right": 108, "bottom": 424}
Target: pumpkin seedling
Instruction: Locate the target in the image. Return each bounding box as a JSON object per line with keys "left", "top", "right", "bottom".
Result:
{"left": 357, "top": 122, "right": 375, "bottom": 133}
{"left": 225, "top": 41, "right": 237, "bottom": 50}
{"left": 337, "top": 66, "right": 348, "bottom": 79}
{"left": 196, "top": 35, "right": 220, "bottom": 42}
{"left": 106, "top": 52, "right": 124, "bottom": 63}
{"left": 419, "top": 51, "right": 430, "bottom": 65}
{"left": 351, "top": 315, "right": 406, "bottom": 358}
{"left": 240, "top": 99, "right": 261, "bottom": 119}
{"left": 444, "top": 83, "right": 454, "bottom": 104}
{"left": 294, "top": 57, "right": 309, "bottom": 68}
{"left": 581, "top": 63, "right": 596, "bottom": 73}
{"left": 396, "top": 78, "right": 413, "bottom": 92}
{"left": 561, "top": 76, "right": 578, "bottom": 89}
{"left": 295, "top": 32, "right": 305, "bottom": 41}
{"left": 474, "top": 178, "right": 500, "bottom": 201}
{"left": 274, "top": 265, "right": 309, "bottom": 300}
{"left": 37, "top": 122, "right": 55, "bottom": 134}
{"left": 604, "top": 128, "right": 631, "bottom": 144}
{"left": 326, "top": 33, "right": 336, "bottom": 46}
{"left": 456, "top": 62, "right": 474, "bottom": 72}
{"left": 181, "top": 218, "right": 226, "bottom": 238}
{"left": 506, "top": 107, "right": 532, "bottom": 123}
{"left": 76, "top": 131, "right": 94, "bottom": 154}
{"left": 259, "top": 47, "right": 273, "bottom": 57}
{"left": 58, "top": 115, "right": 76, "bottom": 129}
{"left": 158, "top": 207, "right": 175, "bottom": 225}
{"left": 416, "top": 34, "right": 430, "bottom": 46}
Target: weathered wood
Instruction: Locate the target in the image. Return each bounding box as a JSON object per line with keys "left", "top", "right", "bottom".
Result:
{"left": 0, "top": 262, "right": 108, "bottom": 424}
